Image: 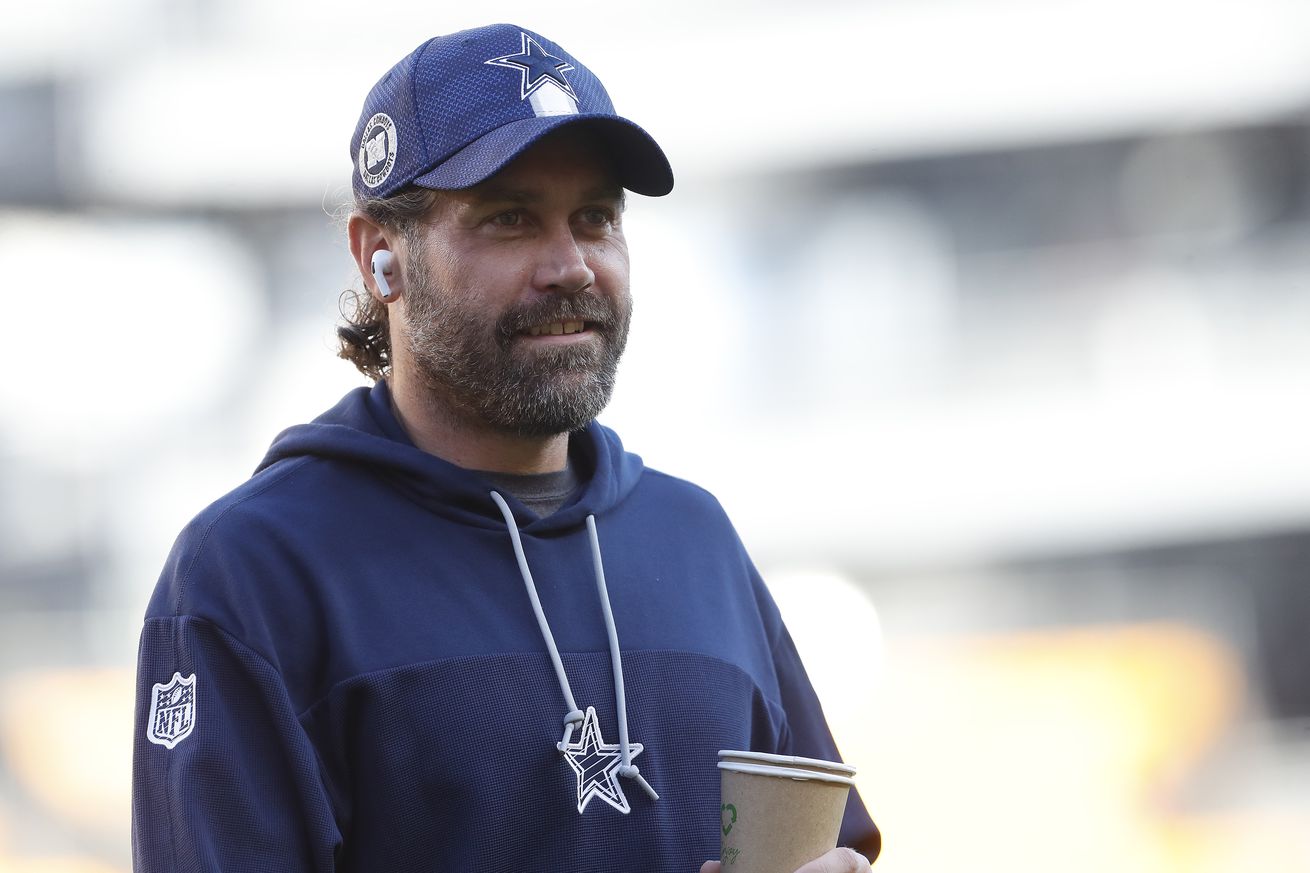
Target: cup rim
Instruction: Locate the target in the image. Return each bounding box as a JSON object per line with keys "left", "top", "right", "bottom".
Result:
{"left": 717, "top": 761, "right": 857, "bottom": 787}
{"left": 717, "top": 750, "right": 856, "bottom": 775}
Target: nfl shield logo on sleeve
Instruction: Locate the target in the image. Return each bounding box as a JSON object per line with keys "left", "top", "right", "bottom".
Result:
{"left": 146, "top": 672, "right": 197, "bottom": 749}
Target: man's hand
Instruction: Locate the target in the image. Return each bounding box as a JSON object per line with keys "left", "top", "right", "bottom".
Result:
{"left": 700, "top": 846, "right": 872, "bottom": 873}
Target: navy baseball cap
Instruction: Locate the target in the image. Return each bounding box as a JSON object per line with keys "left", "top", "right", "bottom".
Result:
{"left": 350, "top": 23, "right": 674, "bottom": 199}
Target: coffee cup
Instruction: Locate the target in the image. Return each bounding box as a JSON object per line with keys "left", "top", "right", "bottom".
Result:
{"left": 717, "top": 752, "right": 855, "bottom": 873}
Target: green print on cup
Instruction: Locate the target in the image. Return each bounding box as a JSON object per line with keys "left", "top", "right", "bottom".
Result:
{"left": 721, "top": 802, "right": 737, "bottom": 836}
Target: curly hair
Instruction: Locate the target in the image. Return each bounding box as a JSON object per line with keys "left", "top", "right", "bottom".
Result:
{"left": 337, "top": 186, "right": 445, "bottom": 380}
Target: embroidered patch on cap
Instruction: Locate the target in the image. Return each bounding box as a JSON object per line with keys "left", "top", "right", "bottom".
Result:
{"left": 146, "top": 672, "right": 197, "bottom": 749}
{"left": 485, "top": 32, "right": 580, "bottom": 117}
{"left": 358, "top": 113, "right": 398, "bottom": 188}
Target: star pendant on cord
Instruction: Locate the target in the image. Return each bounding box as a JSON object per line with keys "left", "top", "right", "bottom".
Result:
{"left": 559, "top": 706, "right": 644, "bottom": 814}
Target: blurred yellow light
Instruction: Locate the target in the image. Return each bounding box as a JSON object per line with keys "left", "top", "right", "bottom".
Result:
{"left": 848, "top": 623, "right": 1260, "bottom": 872}
{"left": 1, "top": 668, "right": 134, "bottom": 837}
{"left": 1157, "top": 812, "right": 1310, "bottom": 873}
{"left": 0, "top": 856, "right": 125, "bottom": 873}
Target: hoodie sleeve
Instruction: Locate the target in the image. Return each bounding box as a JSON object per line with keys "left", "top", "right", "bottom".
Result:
{"left": 132, "top": 614, "right": 341, "bottom": 872}
{"left": 770, "top": 620, "right": 882, "bottom": 863}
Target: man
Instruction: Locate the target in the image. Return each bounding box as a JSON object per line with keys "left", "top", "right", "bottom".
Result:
{"left": 132, "top": 23, "right": 879, "bottom": 872}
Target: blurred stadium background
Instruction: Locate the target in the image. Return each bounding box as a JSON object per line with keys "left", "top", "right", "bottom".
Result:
{"left": 2, "top": 0, "right": 1309, "bottom": 870}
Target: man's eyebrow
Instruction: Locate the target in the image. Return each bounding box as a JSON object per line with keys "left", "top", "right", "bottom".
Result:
{"left": 465, "top": 185, "right": 536, "bottom": 205}
{"left": 462, "top": 183, "right": 626, "bottom": 206}
{"left": 586, "top": 185, "right": 626, "bottom": 207}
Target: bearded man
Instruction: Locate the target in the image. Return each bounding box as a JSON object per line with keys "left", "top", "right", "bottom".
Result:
{"left": 131, "top": 23, "right": 879, "bottom": 873}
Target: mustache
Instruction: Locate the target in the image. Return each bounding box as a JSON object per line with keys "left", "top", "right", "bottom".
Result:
{"left": 495, "top": 292, "right": 624, "bottom": 339}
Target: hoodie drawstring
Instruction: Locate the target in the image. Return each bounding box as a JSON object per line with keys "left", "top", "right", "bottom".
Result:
{"left": 584, "top": 515, "right": 658, "bottom": 800}
{"left": 489, "top": 491, "right": 659, "bottom": 804}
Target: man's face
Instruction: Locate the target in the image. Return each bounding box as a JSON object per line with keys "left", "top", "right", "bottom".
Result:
{"left": 397, "top": 130, "right": 632, "bottom": 437}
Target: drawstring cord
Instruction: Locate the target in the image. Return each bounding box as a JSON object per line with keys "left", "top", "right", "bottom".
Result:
{"left": 489, "top": 491, "right": 585, "bottom": 746}
{"left": 586, "top": 515, "right": 658, "bottom": 801}
{"left": 489, "top": 491, "right": 658, "bottom": 803}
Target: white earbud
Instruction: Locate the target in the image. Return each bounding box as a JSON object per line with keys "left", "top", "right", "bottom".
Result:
{"left": 371, "top": 249, "right": 395, "bottom": 299}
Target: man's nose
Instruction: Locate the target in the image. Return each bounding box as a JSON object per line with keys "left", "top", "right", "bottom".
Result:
{"left": 533, "top": 225, "right": 594, "bottom": 295}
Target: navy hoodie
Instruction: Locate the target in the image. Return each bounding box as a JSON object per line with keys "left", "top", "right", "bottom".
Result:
{"left": 132, "top": 381, "right": 879, "bottom": 872}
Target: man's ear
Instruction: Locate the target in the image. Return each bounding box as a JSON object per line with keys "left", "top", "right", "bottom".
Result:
{"left": 348, "top": 214, "right": 401, "bottom": 304}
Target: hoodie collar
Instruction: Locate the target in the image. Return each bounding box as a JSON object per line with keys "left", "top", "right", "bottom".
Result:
{"left": 255, "top": 380, "right": 644, "bottom": 532}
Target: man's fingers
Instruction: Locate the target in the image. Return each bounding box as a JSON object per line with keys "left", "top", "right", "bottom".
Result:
{"left": 701, "top": 846, "right": 869, "bottom": 873}
{"left": 794, "top": 847, "right": 872, "bottom": 873}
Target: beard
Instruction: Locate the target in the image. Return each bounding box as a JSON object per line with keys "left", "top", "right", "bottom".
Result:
{"left": 400, "top": 248, "right": 632, "bottom": 438}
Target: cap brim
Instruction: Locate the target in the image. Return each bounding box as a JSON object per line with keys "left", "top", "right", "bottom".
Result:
{"left": 411, "top": 114, "right": 674, "bottom": 197}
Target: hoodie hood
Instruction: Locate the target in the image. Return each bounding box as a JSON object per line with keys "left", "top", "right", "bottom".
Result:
{"left": 254, "top": 380, "right": 644, "bottom": 533}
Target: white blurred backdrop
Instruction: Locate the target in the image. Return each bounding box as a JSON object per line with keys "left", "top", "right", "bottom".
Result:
{"left": 2, "top": 1, "right": 1310, "bottom": 871}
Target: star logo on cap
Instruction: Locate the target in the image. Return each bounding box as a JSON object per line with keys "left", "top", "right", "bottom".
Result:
{"left": 485, "top": 32, "right": 579, "bottom": 103}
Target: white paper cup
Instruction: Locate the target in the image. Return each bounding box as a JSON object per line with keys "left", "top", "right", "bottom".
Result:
{"left": 717, "top": 756, "right": 854, "bottom": 873}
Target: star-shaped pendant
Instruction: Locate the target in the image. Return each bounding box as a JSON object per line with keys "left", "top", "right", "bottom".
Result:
{"left": 559, "top": 706, "right": 643, "bottom": 814}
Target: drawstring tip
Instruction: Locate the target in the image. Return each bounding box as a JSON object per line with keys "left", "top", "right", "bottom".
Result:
{"left": 620, "top": 764, "right": 660, "bottom": 801}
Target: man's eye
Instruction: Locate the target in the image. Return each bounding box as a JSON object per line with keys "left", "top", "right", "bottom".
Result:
{"left": 580, "top": 208, "right": 613, "bottom": 226}
{"left": 491, "top": 211, "right": 521, "bottom": 227}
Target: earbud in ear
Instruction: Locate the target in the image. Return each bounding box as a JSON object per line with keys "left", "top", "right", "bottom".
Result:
{"left": 371, "top": 250, "right": 395, "bottom": 299}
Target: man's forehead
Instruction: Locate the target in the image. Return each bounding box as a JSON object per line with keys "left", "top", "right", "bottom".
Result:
{"left": 474, "top": 130, "right": 621, "bottom": 195}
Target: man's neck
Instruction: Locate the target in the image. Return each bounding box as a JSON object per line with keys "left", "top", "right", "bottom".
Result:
{"left": 386, "top": 373, "right": 570, "bottom": 474}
